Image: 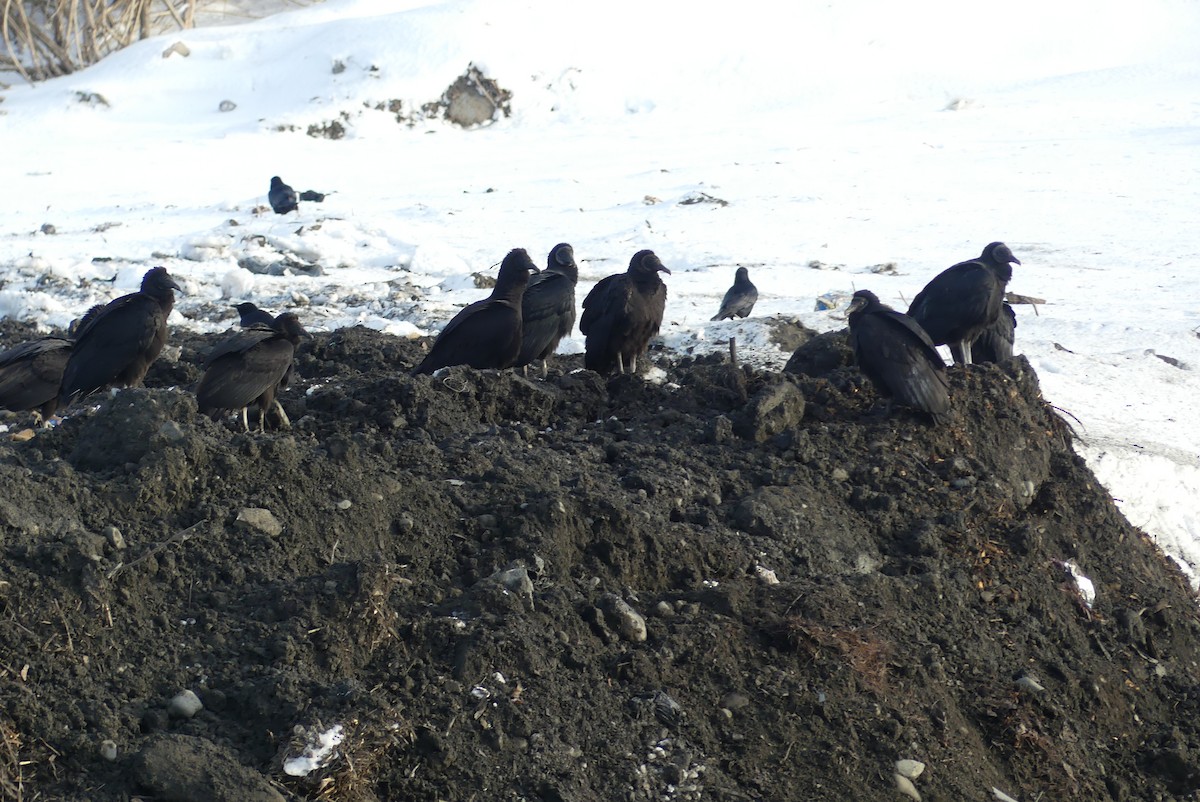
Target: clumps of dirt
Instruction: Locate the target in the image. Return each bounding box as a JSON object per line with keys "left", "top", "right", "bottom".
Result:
{"left": 0, "top": 322, "right": 1198, "bottom": 802}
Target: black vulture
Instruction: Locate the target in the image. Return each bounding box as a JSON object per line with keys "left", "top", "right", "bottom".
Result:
{"left": 196, "top": 312, "right": 307, "bottom": 431}
{"left": 848, "top": 289, "right": 950, "bottom": 423}
{"left": 0, "top": 336, "right": 73, "bottom": 424}
{"left": 0, "top": 305, "right": 105, "bottom": 423}
{"left": 515, "top": 242, "right": 579, "bottom": 377}
{"left": 711, "top": 266, "right": 758, "bottom": 320}
{"left": 580, "top": 249, "right": 671, "bottom": 375}
{"left": 907, "top": 241, "right": 1020, "bottom": 366}
{"left": 234, "top": 302, "right": 276, "bottom": 328}
{"left": 412, "top": 248, "right": 536, "bottom": 375}
{"left": 268, "top": 176, "right": 299, "bottom": 215}
{"left": 970, "top": 302, "right": 1017, "bottom": 363}
{"left": 59, "top": 267, "right": 182, "bottom": 407}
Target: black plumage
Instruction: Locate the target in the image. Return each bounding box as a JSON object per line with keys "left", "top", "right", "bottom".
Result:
{"left": 970, "top": 302, "right": 1017, "bottom": 363}
{"left": 59, "top": 267, "right": 182, "bottom": 407}
{"left": 412, "top": 248, "right": 536, "bottom": 375}
{"left": 907, "top": 241, "right": 1020, "bottom": 366}
{"left": 298, "top": 190, "right": 327, "bottom": 202}
{"left": 234, "top": 302, "right": 276, "bottom": 328}
{"left": 516, "top": 242, "right": 579, "bottom": 376}
{"left": 197, "top": 312, "right": 306, "bottom": 431}
{"left": 847, "top": 289, "right": 950, "bottom": 423}
{"left": 0, "top": 336, "right": 73, "bottom": 423}
{"left": 579, "top": 249, "right": 670, "bottom": 375}
{"left": 711, "top": 266, "right": 758, "bottom": 320}
{"left": 268, "top": 176, "right": 299, "bottom": 215}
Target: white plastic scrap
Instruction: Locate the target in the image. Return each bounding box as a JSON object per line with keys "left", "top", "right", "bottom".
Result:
{"left": 992, "top": 787, "right": 1020, "bottom": 802}
{"left": 1062, "top": 559, "right": 1096, "bottom": 608}
{"left": 283, "top": 724, "right": 345, "bottom": 776}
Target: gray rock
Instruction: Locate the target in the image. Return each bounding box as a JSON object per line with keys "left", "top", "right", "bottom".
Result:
{"left": 236, "top": 508, "right": 282, "bottom": 537}
{"left": 599, "top": 593, "right": 647, "bottom": 642}
{"left": 167, "top": 690, "right": 203, "bottom": 719}
{"left": 733, "top": 381, "right": 805, "bottom": 442}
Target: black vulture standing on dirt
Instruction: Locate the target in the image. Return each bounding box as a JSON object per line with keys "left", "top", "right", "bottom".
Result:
{"left": 268, "top": 176, "right": 299, "bottom": 215}
{"left": 0, "top": 336, "right": 73, "bottom": 424}
{"left": 579, "top": 249, "right": 671, "bottom": 375}
{"left": 907, "top": 241, "right": 1021, "bottom": 366}
{"left": 970, "top": 302, "right": 1017, "bottom": 363}
{"left": 847, "top": 289, "right": 950, "bottom": 423}
{"left": 412, "top": 248, "right": 536, "bottom": 375}
{"left": 196, "top": 312, "right": 307, "bottom": 431}
{"left": 59, "top": 267, "right": 182, "bottom": 407}
{"left": 515, "top": 242, "right": 579, "bottom": 377}
{"left": 234, "top": 302, "right": 276, "bottom": 328}
{"left": 0, "top": 305, "right": 107, "bottom": 423}
{"left": 711, "top": 266, "right": 758, "bottom": 321}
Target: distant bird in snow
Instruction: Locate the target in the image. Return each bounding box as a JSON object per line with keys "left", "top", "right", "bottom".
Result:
{"left": 580, "top": 249, "right": 670, "bottom": 375}
{"left": 711, "top": 266, "right": 758, "bottom": 320}
{"left": 268, "top": 176, "right": 299, "bottom": 215}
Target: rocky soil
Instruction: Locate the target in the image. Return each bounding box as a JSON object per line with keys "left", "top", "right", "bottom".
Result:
{"left": 1, "top": 319, "right": 1199, "bottom": 802}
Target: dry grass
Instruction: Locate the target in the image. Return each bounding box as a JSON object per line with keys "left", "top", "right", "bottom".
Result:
{"left": 0, "top": 718, "right": 25, "bottom": 802}
{"left": 772, "top": 617, "right": 893, "bottom": 694}
{"left": 0, "top": 1, "right": 316, "bottom": 82}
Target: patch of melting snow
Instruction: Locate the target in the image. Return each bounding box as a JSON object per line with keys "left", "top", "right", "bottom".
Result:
{"left": 283, "top": 724, "right": 344, "bottom": 777}
{"left": 1061, "top": 559, "right": 1096, "bottom": 608}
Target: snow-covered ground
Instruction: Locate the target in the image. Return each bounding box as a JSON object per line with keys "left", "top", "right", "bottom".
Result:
{"left": 2, "top": 0, "right": 1198, "bottom": 580}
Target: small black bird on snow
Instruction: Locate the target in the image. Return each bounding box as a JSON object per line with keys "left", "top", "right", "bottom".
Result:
{"left": 268, "top": 176, "right": 299, "bottom": 215}
{"left": 711, "top": 266, "right": 758, "bottom": 320}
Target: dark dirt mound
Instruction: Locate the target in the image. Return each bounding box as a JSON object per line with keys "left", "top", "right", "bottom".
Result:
{"left": 1, "top": 322, "right": 1198, "bottom": 802}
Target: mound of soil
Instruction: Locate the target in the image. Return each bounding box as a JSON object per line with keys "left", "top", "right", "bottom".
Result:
{"left": 1, "top": 323, "right": 1198, "bottom": 802}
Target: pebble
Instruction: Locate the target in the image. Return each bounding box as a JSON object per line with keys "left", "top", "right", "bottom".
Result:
{"left": 653, "top": 601, "right": 675, "bottom": 618}
{"left": 236, "top": 508, "right": 283, "bottom": 537}
{"left": 336, "top": 499, "right": 353, "bottom": 510}
{"left": 490, "top": 566, "right": 534, "bottom": 602}
{"left": 895, "top": 759, "right": 925, "bottom": 779}
{"left": 600, "top": 593, "right": 647, "bottom": 642}
{"left": 831, "top": 467, "right": 850, "bottom": 482}
{"left": 99, "top": 739, "right": 118, "bottom": 761}
{"left": 1015, "top": 675, "right": 1045, "bottom": 693}
{"left": 894, "top": 773, "right": 922, "bottom": 801}
{"left": 104, "top": 525, "right": 126, "bottom": 550}
{"left": 721, "top": 692, "right": 750, "bottom": 711}
{"left": 167, "top": 690, "right": 203, "bottom": 719}
{"left": 218, "top": 99, "right": 237, "bottom": 112}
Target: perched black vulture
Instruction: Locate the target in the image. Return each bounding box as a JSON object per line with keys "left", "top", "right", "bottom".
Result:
{"left": 580, "top": 249, "right": 670, "bottom": 375}
{"left": 515, "top": 242, "right": 579, "bottom": 377}
{"left": 412, "top": 248, "right": 536, "bottom": 375}
{"left": 268, "top": 176, "right": 299, "bottom": 215}
{"left": 907, "top": 241, "right": 1020, "bottom": 366}
{"left": 59, "top": 267, "right": 182, "bottom": 407}
{"left": 234, "top": 302, "right": 276, "bottom": 328}
{"left": 0, "top": 336, "right": 72, "bottom": 423}
{"left": 970, "top": 302, "right": 1017, "bottom": 363}
{"left": 848, "top": 289, "right": 950, "bottom": 423}
{"left": 197, "top": 312, "right": 306, "bottom": 431}
{"left": 0, "top": 305, "right": 105, "bottom": 423}
{"left": 711, "top": 266, "right": 758, "bottom": 320}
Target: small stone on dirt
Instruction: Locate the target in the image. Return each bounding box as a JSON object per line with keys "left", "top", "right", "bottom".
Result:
{"left": 236, "top": 508, "right": 282, "bottom": 537}
{"left": 167, "top": 689, "right": 203, "bottom": 719}
{"left": 600, "top": 593, "right": 647, "bottom": 642}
